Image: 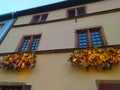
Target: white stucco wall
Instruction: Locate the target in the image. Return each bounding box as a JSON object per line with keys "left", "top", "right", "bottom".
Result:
{"left": 87, "top": 0, "right": 120, "bottom": 13}
{"left": 0, "top": 53, "right": 120, "bottom": 90}
{"left": 0, "top": 11, "right": 120, "bottom": 53}
{"left": 14, "top": 0, "right": 120, "bottom": 25}
{"left": 0, "top": 1, "right": 120, "bottom": 90}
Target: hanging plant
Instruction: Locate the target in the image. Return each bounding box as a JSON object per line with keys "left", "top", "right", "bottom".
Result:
{"left": 0, "top": 52, "right": 36, "bottom": 71}
{"left": 68, "top": 47, "right": 120, "bottom": 71}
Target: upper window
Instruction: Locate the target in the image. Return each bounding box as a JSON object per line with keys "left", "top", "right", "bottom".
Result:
{"left": 30, "top": 14, "right": 48, "bottom": 23}
{"left": 76, "top": 27, "right": 107, "bottom": 48}
{"left": 16, "top": 34, "right": 41, "bottom": 52}
{"left": 68, "top": 6, "right": 86, "bottom": 18}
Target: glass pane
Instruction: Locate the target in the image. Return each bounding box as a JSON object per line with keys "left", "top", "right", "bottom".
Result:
{"left": 40, "top": 14, "right": 48, "bottom": 22}
{"left": 91, "top": 31, "right": 102, "bottom": 46}
{"left": 77, "top": 7, "right": 85, "bottom": 16}
{"left": 0, "top": 24, "right": 4, "bottom": 29}
{"left": 21, "top": 38, "right": 30, "bottom": 52}
{"left": 31, "top": 37, "right": 40, "bottom": 51}
{"left": 78, "top": 33, "right": 87, "bottom": 48}
{"left": 68, "top": 9, "right": 75, "bottom": 17}
{"left": 33, "top": 16, "right": 40, "bottom": 23}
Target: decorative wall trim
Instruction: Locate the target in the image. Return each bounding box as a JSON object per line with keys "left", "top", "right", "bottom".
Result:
{"left": 13, "top": 8, "right": 120, "bottom": 28}
{"left": 0, "top": 44, "right": 120, "bottom": 56}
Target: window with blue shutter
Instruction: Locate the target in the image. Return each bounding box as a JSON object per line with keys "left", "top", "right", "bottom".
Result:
{"left": 16, "top": 34, "right": 41, "bottom": 52}
{"left": 76, "top": 27, "right": 107, "bottom": 48}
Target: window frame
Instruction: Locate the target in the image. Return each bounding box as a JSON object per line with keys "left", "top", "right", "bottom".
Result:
{"left": 67, "top": 6, "right": 86, "bottom": 18}
{"left": 16, "top": 34, "right": 41, "bottom": 52}
{"left": 30, "top": 13, "right": 48, "bottom": 23}
{"left": 75, "top": 27, "right": 108, "bottom": 48}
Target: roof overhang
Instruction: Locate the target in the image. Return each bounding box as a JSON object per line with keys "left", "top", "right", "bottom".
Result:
{"left": 0, "top": 0, "right": 103, "bottom": 21}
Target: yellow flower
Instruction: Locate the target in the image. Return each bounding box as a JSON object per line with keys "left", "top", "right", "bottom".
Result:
{"left": 73, "top": 58, "right": 77, "bottom": 62}
{"left": 23, "top": 53, "right": 29, "bottom": 57}
{"left": 9, "top": 57, "right": 13, "bottom": 61}
{"left": 68, "top": 47, "right": 120, "bottom": 70}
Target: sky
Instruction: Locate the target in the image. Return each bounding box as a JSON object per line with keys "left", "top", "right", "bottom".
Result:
{"left": 0, "top": 0, "right": 65, "bottom": 15}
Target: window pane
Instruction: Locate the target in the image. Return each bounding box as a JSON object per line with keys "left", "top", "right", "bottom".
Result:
{"left": 21, "top": 38, "right": 30, "bottom": 52}
{"left": 91, "top": 31, "right": 102, "bottom": 46}
{"left": 78, "top": 33, "right": 87, "bottom": 48}
{"left": 0, "top": 24, "right": 4, "bottom": 30}
{"left": 68, "top": 9, "right": 75, "bottom": 18}
{"left": 77, "top": 7, "right": 85, "bottom": 16}
{"left": 31, "top": 37, "right": 40, "bottom": 51}
{"left": 33, "top": 16, "right": 40, "bottom": 23}
{"left": 40, "top": 14, "right": 48, "bottom": 22}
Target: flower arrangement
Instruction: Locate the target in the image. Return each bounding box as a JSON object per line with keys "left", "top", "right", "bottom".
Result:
{"left": 0, "top": 52, "right": 36, "bottom": 71}
{"left": 68, "top": 47, "right": 120, "bottom": 70}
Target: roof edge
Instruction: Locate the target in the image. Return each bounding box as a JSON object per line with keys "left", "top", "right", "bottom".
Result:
{"left": 0, "top": 0, "right": 103, "bottom": 21}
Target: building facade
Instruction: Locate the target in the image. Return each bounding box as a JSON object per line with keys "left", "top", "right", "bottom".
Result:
{"left": 0, "top": 0, "right": 120, "bottom": 90}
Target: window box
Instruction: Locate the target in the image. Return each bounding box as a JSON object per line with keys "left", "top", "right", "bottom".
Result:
{"left": 68, "top": 47, "right": 120, "bottom": 71}
{"left": 0, "top": 52, "right": 36, "bottom": 71}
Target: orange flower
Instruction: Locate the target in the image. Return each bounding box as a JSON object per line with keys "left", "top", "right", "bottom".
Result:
{"left": 0, "top": 52, "right": 36, "bottom": 71}
{"left": 68, "top": 47, "right": 120, "bottom": 70}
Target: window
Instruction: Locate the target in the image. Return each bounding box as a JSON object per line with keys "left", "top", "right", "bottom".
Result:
{"left": 16, "top": 34, "right": 41, "bottom": 52}
{"left": 0, "top": 19, "right": 16, "bottom": 44}
{"left": 30, "top": 14, "right": 48, "bottom": 23}
{"left": 96, "top": 80, "right": 120, "bottom": 90}
{"left": 68, "top": 7, "right": 86, "bottom": 18}
{"left": 76, "top": 27, "right": 107, "bottom": 48}
{"left": 0, "top": 82, "right": 31, "bottom": 90}
{"left": 0, "top": 24, "right": 4, "bottom": 30}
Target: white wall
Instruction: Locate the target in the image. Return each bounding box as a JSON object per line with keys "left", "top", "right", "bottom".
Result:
{"left": 14, "top": 0, "right": 120, "bottom": 25}
{"left": 0, "top": 53, "right": 120, "bottom": 90}
{"left": 0, "top": 12, "right": 120, "bottom": 53}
